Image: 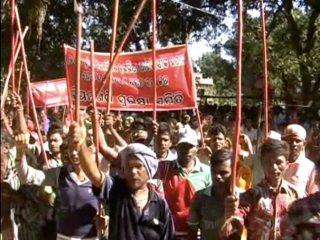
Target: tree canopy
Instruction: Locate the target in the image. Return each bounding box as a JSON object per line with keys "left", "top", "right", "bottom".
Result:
{"left": 1, "top": 0, "right": 319, "bottom": 106}
{"left": 197, "top": 0, "right": 320, "bottom": 107}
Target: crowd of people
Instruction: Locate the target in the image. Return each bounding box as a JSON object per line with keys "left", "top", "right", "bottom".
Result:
{"left": 1, "top": 94, "right": 320, "bottom": 240}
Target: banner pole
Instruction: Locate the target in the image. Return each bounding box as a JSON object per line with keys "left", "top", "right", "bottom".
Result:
{"left": 95, "top": 0, "right": 148, "bottom": 99}
{"left": 17, "top": 62, "right": 24, "bottom": 95}
{"left": 232, "top": 0, "right": 243, "bottom": 195}
{"left": 11, "top": 0, "right": 16, "bottom": 92}
{"left": 106, "top": 0, "right": 119, "bottom": 114}
{"left": 14, "top": 6, "right": 48, "bottom": 168}
{"left": 1, "top": 27, "right": 28, "bottom": 112}
{"left": 151, "top": 0, "right": 157, "bottom": 121}
{"left": 90, "top": 40, "right": 104, "bottom": 238}
{"left": 74, "top": 0, "right": 83, "bottom": 122}
{"left": 260, "top": 0, "right": 269, "bottom": 139}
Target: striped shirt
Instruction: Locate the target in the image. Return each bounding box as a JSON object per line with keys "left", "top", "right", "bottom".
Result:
{"left": 1, "top": 167, "right": 41, "bottom": 240}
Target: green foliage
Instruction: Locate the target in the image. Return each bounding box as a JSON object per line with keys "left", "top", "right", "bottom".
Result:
{"left": 197, "top": 0, "right": 320, "bottom": 107}
{"left": 0, "top": 0, "right": 319, "bottom": 109}
{"left": 1, "top": 0, "right": 230, "bottom": 93}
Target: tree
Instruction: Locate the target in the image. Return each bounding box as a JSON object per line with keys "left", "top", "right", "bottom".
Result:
{"left": 196, "top": 50, "right": 236, "bottom": 96}
{"left": 198, "top": 0, "right": 320, "bottom": 107}
{"left": 0, "top": 0, "right": 230, "bottom": 87}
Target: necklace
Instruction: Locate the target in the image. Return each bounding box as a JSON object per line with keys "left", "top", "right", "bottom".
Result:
{"left": 132, "top": 193, "right": 149, "bottom": 213}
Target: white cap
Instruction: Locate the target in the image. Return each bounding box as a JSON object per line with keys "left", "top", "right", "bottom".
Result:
{"left": 268, "top": 131, "right": 281, "bottom": 140}
{"left": 177, "top": 128, "right": 198, "bottom": 146}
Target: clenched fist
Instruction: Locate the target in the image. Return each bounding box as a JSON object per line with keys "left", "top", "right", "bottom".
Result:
{"left": 14, "top": 133, "right": 29, "bottom": 151}
{"left": 68, "top": 117, "right": 87, "bottom": 151}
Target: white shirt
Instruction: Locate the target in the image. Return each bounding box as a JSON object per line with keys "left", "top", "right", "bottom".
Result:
{"left": 242, "top": 127, "right": 258, "bottom": 154}
{"left": 283, "top": 153, "right": 319, "bottom": 198}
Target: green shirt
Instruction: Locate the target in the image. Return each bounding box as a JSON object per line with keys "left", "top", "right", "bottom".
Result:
{"left": 187, "top": 186, "right": 243, "bottom": 240}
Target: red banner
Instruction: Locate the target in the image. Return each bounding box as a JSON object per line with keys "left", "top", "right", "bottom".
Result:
{"left": 64, "top": 45, "right": 196, "bottom": 111}
{"left": 31, "top": 78, "right": 69, "bottom": 107}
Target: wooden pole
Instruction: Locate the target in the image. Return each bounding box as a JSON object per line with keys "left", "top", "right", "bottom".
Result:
{"left": 232, "top": 0, "right": 243, "bottom": 195}
{"left": 14, "top": 6, "right": 48, "bottom": 168}
{"left": 17, "top": 62, "right": 24, "bottom": 95}
{"left": 106, "top": 0, "right": 120, "bottom": 114}
{"left": 95, "top": 0, "right": 148, "bottom": 98}
{"left": 11, "top": 0, "right": 16, "bottom": 92}
{"left": 74, "top": 0, "right": 83, "bottom": 122}
{"left": 152, "top": 0, "right": 157, "bottom": 121}
{"left": 1, "top": 27, "right": 28, "bottom": 112}
{"left": 90, "top": 40, "right": 103, "bottom": 238}
{"left": 260, "top": 0, "right": 269, "bottom": 139}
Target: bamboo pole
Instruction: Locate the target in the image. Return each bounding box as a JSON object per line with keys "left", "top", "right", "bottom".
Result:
{"left": 1, "top": 27, "right": 28, "bottom": 112}
{"left": 152, "top": 0, "right": 157, "bottom": 121}
{"left": 106, "top": 0, "right": 120, "bottom": 114}
{"left": 260, "top": 0, "right": 269, "bottom": 139}
{"left": 90, "top": 40, "right": 104, "bottom": 238}
{"left": 14, "top": 6, "right": 49, "bottom": 168}
{"left": 232, "top": 0, "right": 243, "bottom": 195}
{"left": 10, "top": 0, "right": 16, "bottom": 91}
{"left": 74, "top": 0, "right": 83, "bottom": 122}
{"left": 17, "top": 62, "right": 24, "bottom": 95}
{"left": 95, "top": 0, "right": 148, "bottom": 99}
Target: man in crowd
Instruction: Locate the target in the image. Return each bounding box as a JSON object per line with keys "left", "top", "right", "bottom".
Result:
{"left": 1, "top": 131, "right": 42, "bottom": 240}
{"left": 242, "top": 118, "right": 258, "bottom": 154}
{"left": 282, "top": 124, "right": 319, "bottom": 196}
{"left": 146, "top": 121, "right": 177, "bottom": 161}
{"left": 73, "top": 118, "right": 175, "bottom": 240}
{"left": 187, "top": 149, "right": 243, "bottom": 240}
{"left": 156, "top": 128, "right": 211, "bottom": 239}
{"left": 97, "top": 123, "right": 211, "bottom": 240}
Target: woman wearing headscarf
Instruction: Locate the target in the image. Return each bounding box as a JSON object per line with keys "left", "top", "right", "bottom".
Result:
{"left": 71, "top": 119, "right": 175, "bottom": 240}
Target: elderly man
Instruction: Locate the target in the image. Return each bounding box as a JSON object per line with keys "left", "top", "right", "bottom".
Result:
{"left": 282, "top": 124, "right": 319, "bottom": 197}
{"left": 74, "top": 117, "right": 175, "bottom": 240}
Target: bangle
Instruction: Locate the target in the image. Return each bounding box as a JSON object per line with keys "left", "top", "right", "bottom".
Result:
{"left": 16, "top": 108, "right": 23, "bottom": 112}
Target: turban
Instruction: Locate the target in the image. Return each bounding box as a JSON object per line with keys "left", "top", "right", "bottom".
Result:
{"left": 120, "top": 143, "right": 158, "bottom": 179}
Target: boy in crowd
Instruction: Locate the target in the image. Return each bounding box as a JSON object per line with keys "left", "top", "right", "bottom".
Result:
{"left": 224, "top": 139, "right": 299, "bottom": 240}
{"left": 187, "top": 149, "right": 243, "bottom": 240}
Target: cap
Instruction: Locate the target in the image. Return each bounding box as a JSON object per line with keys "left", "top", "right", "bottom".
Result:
{"left": 282, "top": 124, "right": 307, "bottom": 140}
{"left": 268, "top": 131, "right": 281, "bottom": 140}
{"left": 177, "top": 128, "right": 198, "bottom": 146}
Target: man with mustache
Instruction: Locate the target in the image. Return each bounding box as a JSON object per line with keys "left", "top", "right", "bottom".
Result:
{"left": 282, "top": 124, "right": 319, "bottom": 197}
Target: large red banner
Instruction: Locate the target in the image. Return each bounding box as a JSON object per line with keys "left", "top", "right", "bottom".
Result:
{"left": 31, "top": 78, "right": 69, "bottom": 107}
{"left": 64, "top": 45, "right": 196, "bottom": 111}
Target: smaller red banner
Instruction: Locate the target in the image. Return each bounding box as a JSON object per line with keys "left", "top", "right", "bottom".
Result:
{"left": 31, "top": 78, "right": 69, "bottom": 108}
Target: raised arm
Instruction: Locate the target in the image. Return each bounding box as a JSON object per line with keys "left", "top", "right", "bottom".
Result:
{"left": 14, "top": 133, "right": 59, "bottom": 186}
{"left": 97, "top": 124, "right": 120, "bottom": 166}
{"left": 69, "top": 118, "right": 105, "bottom": 188}
{"left": 12, "top": 91, "right": 29, "bottom": 134}
{"left": 105, "top": 114, "right": 127, "bottom": 148}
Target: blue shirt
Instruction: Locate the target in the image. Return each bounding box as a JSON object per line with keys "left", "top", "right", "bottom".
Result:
{"left": 93, "top": 176, "right": 175, "bottom": 240}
